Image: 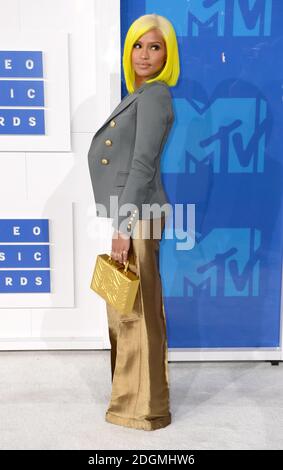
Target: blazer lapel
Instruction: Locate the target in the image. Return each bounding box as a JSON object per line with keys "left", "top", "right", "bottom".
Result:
{"left": 93, "top": 92, "right": 139, "bottom": 137}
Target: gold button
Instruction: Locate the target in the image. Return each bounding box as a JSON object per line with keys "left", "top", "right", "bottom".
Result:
{"left": 100, "top": 158, "right": 109, "bottom": 165}
{"left": 105, "top": 139, "right": 112, "bottom": 146}
{"left": 109, "top": 120, "right": 116, "bottom": 127}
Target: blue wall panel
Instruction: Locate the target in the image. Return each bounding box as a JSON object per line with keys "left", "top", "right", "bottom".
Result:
{"left": 121, "top": 0, "right": 282, "bottom": 348}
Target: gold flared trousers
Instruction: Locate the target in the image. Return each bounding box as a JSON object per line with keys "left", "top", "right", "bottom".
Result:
{"left": 105, "top": 215, "right": 171, "bottom": 431}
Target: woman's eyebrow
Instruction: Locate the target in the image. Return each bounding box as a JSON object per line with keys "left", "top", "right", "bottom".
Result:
{"left": 136, "top": 40, "right": 162, "bottom": 44}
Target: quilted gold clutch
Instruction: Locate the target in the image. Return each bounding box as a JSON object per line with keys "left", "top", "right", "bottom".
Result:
{"left": 90, "top": 253, "right": 140, "bottom": 315}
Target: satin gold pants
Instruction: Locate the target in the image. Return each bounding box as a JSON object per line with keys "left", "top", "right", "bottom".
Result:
{"left": 105, "top": 215, "right": 171, "bottom": 431}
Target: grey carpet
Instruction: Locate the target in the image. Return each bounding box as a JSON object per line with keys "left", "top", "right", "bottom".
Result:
{"left": 0, "top": 351, "right": 282, "bottom": 450}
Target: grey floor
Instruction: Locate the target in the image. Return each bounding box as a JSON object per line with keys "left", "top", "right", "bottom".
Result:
{"left": 0, "top": 350, "right": 282, "bottom": 450}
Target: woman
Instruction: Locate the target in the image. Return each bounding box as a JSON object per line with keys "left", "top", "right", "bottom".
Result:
{"left": 88, "top": 13, "right": 180, "bottom": 430}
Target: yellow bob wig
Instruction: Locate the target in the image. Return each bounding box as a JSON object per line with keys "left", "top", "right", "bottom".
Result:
{"left": 122, "top": 13, "right": 180, "bottom": 94}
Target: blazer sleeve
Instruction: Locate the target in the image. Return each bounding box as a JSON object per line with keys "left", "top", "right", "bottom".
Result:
{"left": 112, "top": 85, "right": 172, "bottom": 236}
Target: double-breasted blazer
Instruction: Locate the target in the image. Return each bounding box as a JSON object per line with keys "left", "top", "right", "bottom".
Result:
{"left": 87, "top": 79, "right": 174, "bottom": 236}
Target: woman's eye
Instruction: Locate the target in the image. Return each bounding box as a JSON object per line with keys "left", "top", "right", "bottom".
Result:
{"left": 133, "top": 44, "right": 160, "bottom": 50}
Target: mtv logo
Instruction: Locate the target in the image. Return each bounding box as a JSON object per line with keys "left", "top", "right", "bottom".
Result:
{"left": 187, "top": 0, "right": 226, "bottom": 36}
{"left": 148, "top": 0, "right": 272, "bottom": 37}
{"left": 163, "top": 96, "right": 267, "bottom": 174}
{"left": 160, "top": 227, "right": 261, "bottom": 297}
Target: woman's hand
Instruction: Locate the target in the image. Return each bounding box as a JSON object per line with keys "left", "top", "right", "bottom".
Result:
{"left": 111, "top": 229, "right": 131, "bottom": 264}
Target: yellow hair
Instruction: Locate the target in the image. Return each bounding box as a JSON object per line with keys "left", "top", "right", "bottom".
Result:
{"left": 122, "top": 13, "right": 180, "bottom": 94}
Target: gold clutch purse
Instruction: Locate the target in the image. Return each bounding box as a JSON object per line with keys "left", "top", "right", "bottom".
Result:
{"left": 90, "top": 253, "right": 140, "bottom": 315}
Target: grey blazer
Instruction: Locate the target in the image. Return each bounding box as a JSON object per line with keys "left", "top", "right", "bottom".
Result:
{"left": 87, "top": 79, "right": 174, "bottom": 236}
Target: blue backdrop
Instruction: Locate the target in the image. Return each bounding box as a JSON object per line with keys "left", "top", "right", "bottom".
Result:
{"left": 121, "top": 0, "right": 282, "bottom": 349}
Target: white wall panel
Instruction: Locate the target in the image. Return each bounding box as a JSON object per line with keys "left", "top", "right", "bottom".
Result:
{"left": 0, "top": 0, "right": 119, "bottom": 349}
{"left": 0, "top": 309, "right": 31, "bottom": 338}
{"left": 0, "top": 154, "right": 26, "bottom": 198}
{"left": 0, "top": 201, "right": 74, "bottom": 307}
{"left": 0, "top": 0, "right": 18, "bottom": 30}
{"left": 20, "top": 0, "right": 98, "bottom": 133}
{"left": 0, "top": 30, "right": 70, "bottom": 151}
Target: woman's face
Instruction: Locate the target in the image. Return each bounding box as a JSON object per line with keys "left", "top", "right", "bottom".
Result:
{"left": 131, "top": 28, "right": 167, "bottom": 83}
